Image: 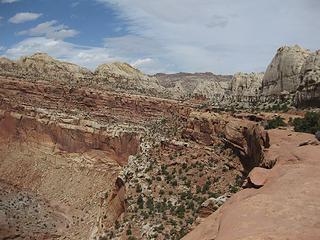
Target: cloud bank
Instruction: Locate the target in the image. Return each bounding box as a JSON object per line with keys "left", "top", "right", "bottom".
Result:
{"left": 98, "top": 0, "right": 320, "bottom": 74}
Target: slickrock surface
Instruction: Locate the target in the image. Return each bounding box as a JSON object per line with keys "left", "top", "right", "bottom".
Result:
{"left": 183, "top": 129, "right": 320, "bottom": 240}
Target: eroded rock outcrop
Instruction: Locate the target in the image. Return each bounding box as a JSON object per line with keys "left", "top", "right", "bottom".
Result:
{"left": 182, "top": 112, "right": 270, "bottom": 171}
{"left": 155, "top": 72, "right": 232, "bottom": 101}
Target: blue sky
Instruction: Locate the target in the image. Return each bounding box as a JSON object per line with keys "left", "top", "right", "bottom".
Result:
{"left": 0, "top": 0, "right": 319, "bottom": 74}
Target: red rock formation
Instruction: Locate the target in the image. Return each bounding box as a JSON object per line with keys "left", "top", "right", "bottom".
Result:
{"left": 182, "top": 112, "right": 270, "bottom": 171}
{"left": 183, "top": 129, "right": 320, "bottom": 240}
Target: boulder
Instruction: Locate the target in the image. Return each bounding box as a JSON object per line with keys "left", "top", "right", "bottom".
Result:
{"left": 248, "top": 167, "right": 270, "bottom": 187}
{"left": 199, "top": 196, "right": 228, "bottom": 218}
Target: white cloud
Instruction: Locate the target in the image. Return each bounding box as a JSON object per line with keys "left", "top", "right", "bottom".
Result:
{"left": 131, "top": 58, "right": 153, "bottom": 68}
{"left": 3, "top": 0, "right": 320, "bottom": 74}
{"left": 0, "top": 46, "right": 5, "bottom": 51}
{"left": 4, "top": 37, "right": 117, "bottom": 69}
{"left": 1, "top": 0, "right": 20, "bottom": 3}
{"left": 9, "top": 12, "right": 42, "bottom": 24}
{"left": 97, "top": 0, "right": 320, "bottom": 74}
{"left": 18, "top": 20, "right": 79, "bottom": 40}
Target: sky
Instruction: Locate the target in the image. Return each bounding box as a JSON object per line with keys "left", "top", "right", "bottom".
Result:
{"left": 0, "top": 0, "right": 319, "bottom": 74}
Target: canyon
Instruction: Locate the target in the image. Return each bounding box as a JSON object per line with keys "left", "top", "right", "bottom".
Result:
{"left": 0, "top": 45, "right": 319, "bottom": 240}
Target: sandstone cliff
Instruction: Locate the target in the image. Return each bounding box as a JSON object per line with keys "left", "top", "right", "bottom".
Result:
{"left": 229, "top": 72, "right": 264, "bottom": 107}
{"left": 262, "top": 45, "right": 311, "bottom": 96}
{"left": 295, "top": 50, "right": 320, "bottom": 107}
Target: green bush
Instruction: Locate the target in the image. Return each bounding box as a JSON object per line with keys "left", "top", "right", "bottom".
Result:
{"left": 265, "top": 116, "right": 286, "bottom": 129}
{"left": 136, "top": 184, "right": 142, "bottom": 193}
{"left": 176, "top": 205, "right": 186, "bottom": 218}
{"left": 293, "top": 112, "right": 320, "bottom": 134}
{"left": 137, "top": 195, "right": 144, "bottom": 209}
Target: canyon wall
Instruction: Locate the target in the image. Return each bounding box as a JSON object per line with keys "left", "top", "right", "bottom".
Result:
{"left": 0, "top": 73, "right": 191, "bottom": 239}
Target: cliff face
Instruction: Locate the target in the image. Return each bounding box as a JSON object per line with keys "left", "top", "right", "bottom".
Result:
{"left": 0, "top": 74, "right": 189, "bottom": 239}
{"left": 295, "top": 50, "right": 320, "bottom": 107}
{"left": 262, "top": 45, "right": 311, "bottom": 96}
{"left": 229, "top": 72, "right": 264, "bottom": 107}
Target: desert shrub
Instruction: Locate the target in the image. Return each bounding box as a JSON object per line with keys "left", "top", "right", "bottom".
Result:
{"left": 146, "top": 197, "right": 154, "bottom": 211}
{"left": 176, "top": 205, "right": 186, "bottom": 218}
{"left": 115, "top": 220, "right": 120, "bottom": 229}
{"left": 265, "top": 116, "right": 286, "bottom": 129}
{"left": 137, "top": 195, "right": 144, "bottom": 209}
{"left": 186, "top": 200, "right": 195, "bottom": 210}
{"left": 196, "top": 185, "right": 201, "bottom": 194}
{"left": 293, "top": 112, "right": 320, "bottom": 134}
{"left": 171, "top": 179, "right": 177, "bottom": 186}
{"left": 201, "top": 180, "right": 211, "bottom": 194}
{"left": 229, "top": 184, "right": 240, "bottom": 193}
{"left": 136, "top": 184, "right": 142, "bottom": 193}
